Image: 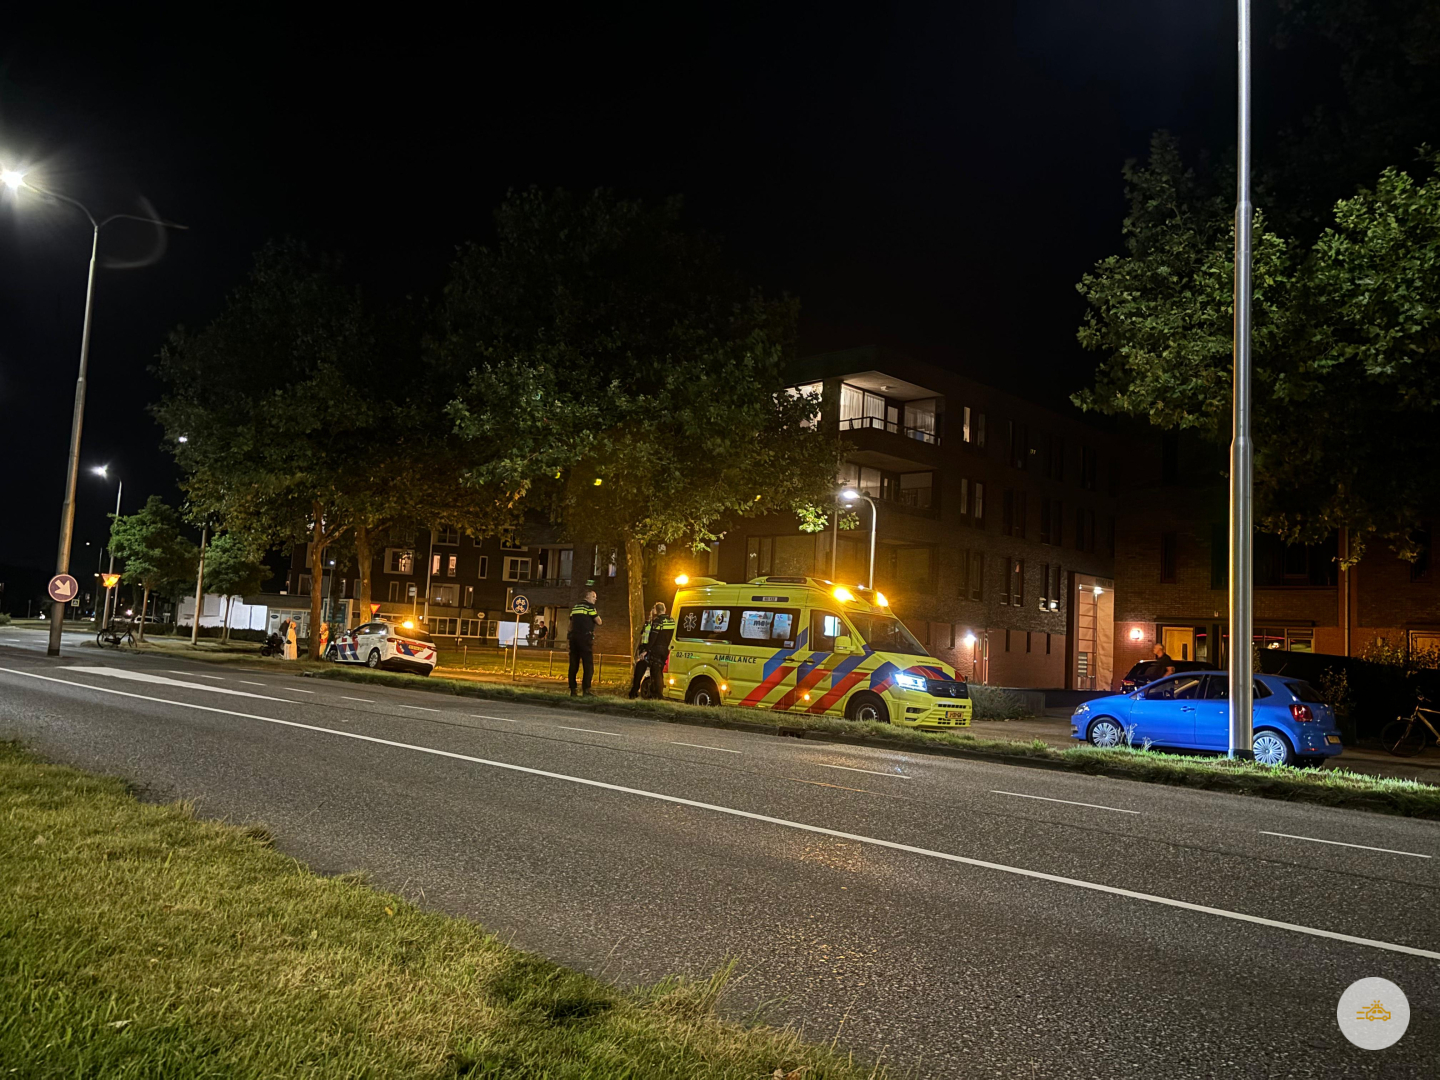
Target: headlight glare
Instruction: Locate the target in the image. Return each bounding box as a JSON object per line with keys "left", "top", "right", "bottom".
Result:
{"left": 894, "top": 673, "right": 928, "bottom": 692}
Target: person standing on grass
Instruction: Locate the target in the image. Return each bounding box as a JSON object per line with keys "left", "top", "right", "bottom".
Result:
{"left": 568, "top": 589, "right": 601, "bottom": 696}
{"left": 628, "top": 601, "right": 675, "bottom": 700}
{"left": 531, "top": 614, "right": 548, "bottom": 647}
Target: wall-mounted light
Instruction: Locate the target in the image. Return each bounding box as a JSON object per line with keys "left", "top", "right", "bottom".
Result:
{"left": 1129, "top": 627, "right": 1144, "bottom": 642}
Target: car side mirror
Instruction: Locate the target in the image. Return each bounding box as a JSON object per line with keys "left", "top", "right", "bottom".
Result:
{"left": 833, "top": 635, "right": 856, "bottom": 654}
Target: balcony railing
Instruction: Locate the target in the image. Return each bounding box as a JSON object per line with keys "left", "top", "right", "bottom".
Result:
{"left": 839, "top": 415, "right": 941, "bottom": 446}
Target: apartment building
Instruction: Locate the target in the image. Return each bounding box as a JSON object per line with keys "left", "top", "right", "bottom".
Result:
{"left": 1112, "top": 432, "right": 1440, "bottom": 683}
{"left": 287, "top": 526, "right": 636, "bottom": 654}
{"left": 688, "top": 346, "right": 1123, "bottom": 689}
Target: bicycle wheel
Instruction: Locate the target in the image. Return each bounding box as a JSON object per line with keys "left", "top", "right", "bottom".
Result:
{"left": 1381, "top": 718, "right": 1428, "bottom": 757}
{"left": 96, "top": 630, "right": 108, "bottom": 649}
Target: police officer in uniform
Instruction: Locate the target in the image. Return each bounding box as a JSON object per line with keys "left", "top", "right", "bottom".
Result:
{"left": 568, "top": 589, "right": 602, "bottom": 695}
{"left": 628, "top": 602, "right": 677, "bottom": 699}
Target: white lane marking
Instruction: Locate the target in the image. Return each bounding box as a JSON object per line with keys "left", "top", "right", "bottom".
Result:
{"left": 167, "top": 670, "right": 225, "bottom": 681}
{"left": 5, "top": 665, "right": 1440, "bottom": 964}
{"left": 283, "top": 687, "right": 315, "bottom": 694}
{"left": 991, "top": 790, "right": 1140, "bottom": 815}
{"left": 816, "top": 762, "right": 911, "bottom": 779}
{"left": 472, "top": 714, "right": 517, "bottom": 722}
{"left": 238, "top": 681, "right": 266, "bottom": 686}
{"left": 341, "top": 696, "right": 375, "bottom": 703}
{"left": 399, "top": 704, "right": 441, "bottom": 713}
{"left": 671, "top": 741, "right": 742, "bottom": 754}
{"left": 558, "top": 726, "right": 622, "bottom": 737}
{"left": 1260, "top": 831, "right": 1431, "bottom": 860}
{"left": 61, "top": 667, "right": 287, "bottom": 703}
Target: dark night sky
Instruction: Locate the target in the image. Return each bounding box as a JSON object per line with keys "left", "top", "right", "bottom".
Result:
{"left": 0, "top": 3, "right": 1338, "bottom": 598}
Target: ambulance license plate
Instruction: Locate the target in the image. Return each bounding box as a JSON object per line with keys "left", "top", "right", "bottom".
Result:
{"left": 946, "top": 711, "right": 966, "bottom": 722}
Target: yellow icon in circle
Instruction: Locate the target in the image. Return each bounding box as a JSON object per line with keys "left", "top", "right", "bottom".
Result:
{"left": 1356, "top": 1001, "right": 1391, "bottom": 1023}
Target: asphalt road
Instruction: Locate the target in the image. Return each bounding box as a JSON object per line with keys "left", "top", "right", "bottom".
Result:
{"left": 1, "top": 631, "right": 1437, "bottom": 1077}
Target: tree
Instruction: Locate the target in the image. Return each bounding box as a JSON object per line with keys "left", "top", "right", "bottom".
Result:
{"left": 201, "top": 532, "right": 272, "bottom": 642}
{"left": 1074, "top": 136, "right": 1440, "bottom": 560}
{"left": 108, "top": 496, "right": 197, "bottom": 641}
{"left": 153, "top": 241, "right": 374, "bottom": 658}
{"left": 442, "top": 189, "right": 839, "bottom": 645}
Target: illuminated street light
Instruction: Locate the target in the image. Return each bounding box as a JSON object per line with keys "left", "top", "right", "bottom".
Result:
{"left": 840, "top": 487, "right": 877, "bottom": 590}
{"left": 90, "top": 466, "right": 122, "bottom": 628}
{"left": 1, "top": 167, "right": 187, "bottom": 655}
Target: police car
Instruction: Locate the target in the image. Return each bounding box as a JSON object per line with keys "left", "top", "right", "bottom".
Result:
{"left": 326, "top": 617, "right": 437, "bottom": 676}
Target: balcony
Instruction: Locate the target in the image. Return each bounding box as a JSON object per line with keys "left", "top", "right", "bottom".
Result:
{"left": 840, "top": 416, "right": 945, "bottom": 471}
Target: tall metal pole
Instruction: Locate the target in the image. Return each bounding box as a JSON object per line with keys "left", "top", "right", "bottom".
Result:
{"left": 47, "top": 224, "right": 100, "bottom": 657}
{"left": 830, "top": 496, "right": 839, "bottom": 580}
{"left": 189, "top": 524, "right": 208, "bottom": 645}
{"left": 856, "top": 494, "right": 877, "bottom": 590}
{"left": 102, "top": 479, "right": 122, "bottom": 629}
{"left": 1228, "top": 0, "right": 1255, "bottom": 759}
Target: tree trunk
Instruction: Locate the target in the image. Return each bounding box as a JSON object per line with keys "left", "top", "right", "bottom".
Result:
{"left": 138, "top": 586, "right": 150, "bottom": 642}
{"left": 355, "top": 521, "right": 373, "bottom": 626}
{"left": 222, "top": 594, "right": 233, "bottom": 644}
{"left": 308, "top": 510, "right": 327, "bottom": 660}
{"left": 624, "top": 535, "right": 646, "bottom": 657}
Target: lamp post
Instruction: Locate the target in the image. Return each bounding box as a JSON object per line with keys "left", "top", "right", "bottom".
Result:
{"left": 91, "top": 466, "right": 122, "bottom": 629}
{"left": 840, "top": 488, "right": 877, "bottom": 590}
{"left": 1228, "top": 0, "right": 1255, "bottom": 759}
{"left": 1, "top": 168, "right": 187, "bottom": 657}
{"left": 189, "top": 524, "right": 208, "bottom": 646}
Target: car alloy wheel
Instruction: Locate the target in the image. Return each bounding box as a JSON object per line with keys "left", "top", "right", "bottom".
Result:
{"left": 1252, "top": 730, "right": 1292, "bottom": 767}
{"left": 1087, "top": 717, "right": 1124, "bottom": 748}
{"left": 366, "top": 649, "right": 382, "bottom": 669}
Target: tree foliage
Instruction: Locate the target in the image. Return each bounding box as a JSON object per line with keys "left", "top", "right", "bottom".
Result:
{"left": 202, "top": 532, "right": 271, "bottom": 642}
{"left": 441, "top": 189, "right": 838, "bottom": 643}
{"left": 108, "top": 496, "right": 197, "bottom": 639}
{"left": 1075, "top": 136, "right": 1440, "bottom": 560}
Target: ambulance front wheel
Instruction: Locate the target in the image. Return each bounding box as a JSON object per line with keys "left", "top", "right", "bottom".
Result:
{"left": 685, "top": 677, "right": 721, "bottom": 708}
{"left": 846, "top": 692, "right": 890, "bottom": 725}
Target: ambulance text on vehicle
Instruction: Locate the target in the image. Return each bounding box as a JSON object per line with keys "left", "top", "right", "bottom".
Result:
{"left": 662, "top": 576, "right": 971, "bottom": 727}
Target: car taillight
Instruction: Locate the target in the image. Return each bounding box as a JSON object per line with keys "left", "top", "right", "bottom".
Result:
{"left": 1290, "top": 704, "right": 1315, "bottom": 722}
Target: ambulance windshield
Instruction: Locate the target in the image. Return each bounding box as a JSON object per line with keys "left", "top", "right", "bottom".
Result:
{"left": 847, "top": 614, "right": 927, "bottom": 656}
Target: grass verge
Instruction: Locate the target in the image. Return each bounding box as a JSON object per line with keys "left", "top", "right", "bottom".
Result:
{"left": 0, "top": 741, "right": 883, "bottom": 1079}
{"left": 306, "top": 666, "right": 1440, "bottom": 819}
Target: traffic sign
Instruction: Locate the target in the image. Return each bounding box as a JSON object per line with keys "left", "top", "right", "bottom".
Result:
{"left": 47, "top": 574, "right": 79, "bottom": 603}
{"left": 369, "top": 603, "right": 382, "bottom": 615}
{"left": 511, "top": 594, "right": 530, "bottom": 615}
{"left": 101, "top": 573, "right": 121, "bottom": 589}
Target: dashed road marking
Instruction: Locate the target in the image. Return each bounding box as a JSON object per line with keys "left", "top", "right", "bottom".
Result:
{"left": 990, "top": 790, "right": 1139, "bottom": 815}
{"left": 1260, "top": 831, "right": 1430, "bottom": 859}
{"left": 671, "top": 741, "right": 741, "bottom": 754}
{"left": 816, "top": 762, "right": 911, "bottom": 779}
{"left": 558, "top": 726, "right": 622, "bottom": 737}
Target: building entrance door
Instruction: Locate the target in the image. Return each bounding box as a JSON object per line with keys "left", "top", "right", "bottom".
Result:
{"left": 1163, "top": 627, "right": 1196, "bottom": 663}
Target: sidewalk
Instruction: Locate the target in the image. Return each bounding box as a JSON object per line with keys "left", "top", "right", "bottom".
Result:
{"left": 994, "top": 711, "right": 1440, "bottom": 784}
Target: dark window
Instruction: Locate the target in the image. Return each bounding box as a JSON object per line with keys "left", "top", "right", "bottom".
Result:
{"left": 1003, "top": 558, "right": 1024, "bottom": 606}
{"left": 1026, "top": 631, "right": 1033, "bottom": 653}
{"left": 1045, "top": 632, "right": 1052, "bottom": 655}
{"left": 1203, "top": 677, "right": 1274, "bottom": 700}
{"left": 1048, "top": 435, "right": 1065, "bottom": 481}
{"left": 1040, "top": 499, "right": 1052, "bottom": 544}
{"left": 1003, "top": 489, "right": 1015, "bottom": 536}
{"left": 975, "top": 413, "right": 987, "bottom": 449}
{"left": 1004, "top": 628, "right": 1011, "bottom": 652}
{"left": 1081, "top": 445, "right": 1098, "bottom": 491}
{"left": 1161, "top": 432, "right": 1179, "bottom": 484}
{"left": 1015, "top": 492, "right": 1027, "bottom": 539}
{"left": 1145, "top": 676, "right": 1203, "bottom": 700}
{"left": 968, "top": 552, "right": 984, "bottom": 601}
{"left": 1074, "top": 508, "right": 1095, "bottom": 552}
{"left": 973, "top": 482, "right": 986, "bottom": 526}
{"left": 1160, "top": 532, "right": 1178, "bottom": 584}
{"left": 1286, "top": 679, "right": 1325, "bottom": 703}
{"left": 1009, "top": 421, "right": 1029, "bottom": 470}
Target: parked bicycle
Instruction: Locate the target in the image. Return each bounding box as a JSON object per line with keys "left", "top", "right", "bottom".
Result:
{"left": 1381, "top": 693, "right": 1440, "bottom": 757}
{"left": 96, "top": 618, "right": 137, "bottom": 649}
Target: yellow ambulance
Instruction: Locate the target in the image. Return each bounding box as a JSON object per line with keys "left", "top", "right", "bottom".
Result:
{"left": 661, "top": 575, "right": 972, "bottom": 728}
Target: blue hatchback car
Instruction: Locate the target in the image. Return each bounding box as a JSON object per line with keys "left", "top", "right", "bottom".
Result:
{"left": 1071, "top": 672, "right": 1344, "bottom": 766}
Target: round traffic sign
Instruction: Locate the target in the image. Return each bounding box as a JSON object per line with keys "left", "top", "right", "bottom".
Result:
{"left": 511, "top": 594, "right": 530, "bottom": 614}
{"left": 47, "top": 574, "right": 80, "bottom": 603}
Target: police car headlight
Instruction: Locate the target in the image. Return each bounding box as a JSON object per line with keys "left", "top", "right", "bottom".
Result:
{"left": 894, "top": 673, "right": 928, "bottom": 692}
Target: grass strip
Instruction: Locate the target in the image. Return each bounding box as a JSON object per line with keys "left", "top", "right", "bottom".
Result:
{"left": 0, "top": 741, "right": 883, "bottom": 1079}
{"left": 305, "top": 666, "right": 1440, "bottom": 820}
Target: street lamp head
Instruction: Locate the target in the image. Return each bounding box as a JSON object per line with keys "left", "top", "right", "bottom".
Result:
{"left": 1, "top": 168, "right": 25, "bottom": 191}
{"left": 840, "top": 487, "right": 860, "bottom": 501}
{"left": 91, "top": 465, "right": 108, "bottom": 477}
{"left": 177, "top": 435, "right": 189, "bottom": 443}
